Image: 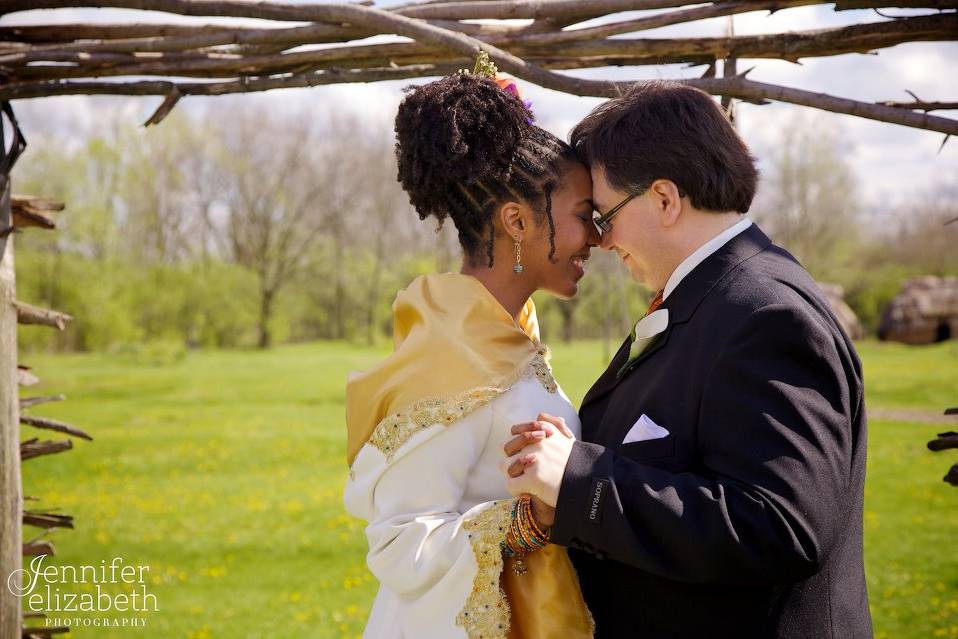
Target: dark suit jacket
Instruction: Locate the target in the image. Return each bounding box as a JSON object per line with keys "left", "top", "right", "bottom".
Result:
{"left": 552, "top": 224, "right": 872, "bottom": 638}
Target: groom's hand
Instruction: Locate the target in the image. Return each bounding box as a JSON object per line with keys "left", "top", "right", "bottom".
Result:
{"left": 502, "top": 414, "right": 575, "bottom": 508}
{"left": 502, "top": 414, "right": 574, "bottom": 478}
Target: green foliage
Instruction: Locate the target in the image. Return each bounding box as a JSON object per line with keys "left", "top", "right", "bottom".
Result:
{"left": 112, "top": 338, "right": 188, "bottom": 365}
{"left": 15, "top": 251, "right": 141, "bottom": 351}
{"left": 841, "top": 262, "right": 917, "bottom": 335}
{"left": 15, "top": 248, "right": 261, "bottom": 351}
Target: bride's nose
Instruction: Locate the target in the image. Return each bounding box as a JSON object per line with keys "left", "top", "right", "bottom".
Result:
{"left": 586, "top": 222, "right": 601, "bottom": 247}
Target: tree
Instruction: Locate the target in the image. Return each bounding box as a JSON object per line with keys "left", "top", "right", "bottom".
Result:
{"left": 750, "top": 112, "right": 861, "bottom": 283}
{"left": 206, "top": 107, "right": 340, "bottom": 348}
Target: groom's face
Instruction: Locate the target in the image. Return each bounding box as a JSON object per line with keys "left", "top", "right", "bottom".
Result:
{"left": 591, "top": 165, "right": 663, "bottom": 287}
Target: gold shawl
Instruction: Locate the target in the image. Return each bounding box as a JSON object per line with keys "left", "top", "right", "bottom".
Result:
{"left": 346, "top": 271, "right": 541, "bottom": 467}
{"left": 345, "top": 272, "right": 593, "bottom": 639}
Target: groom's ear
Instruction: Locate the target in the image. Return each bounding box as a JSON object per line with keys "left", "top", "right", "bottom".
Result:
{"left": 497, "top": 201, "right": 528, "bottom": 239}
{"left": 651, "top": 179, "right": 683, "bottom": 228}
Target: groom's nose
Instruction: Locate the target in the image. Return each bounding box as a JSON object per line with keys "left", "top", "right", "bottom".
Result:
{"left": 599, "top": 229, "right": 615, "bottom": 251}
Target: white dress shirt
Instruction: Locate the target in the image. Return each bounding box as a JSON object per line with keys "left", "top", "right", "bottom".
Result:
{"left": 628, "top": 216, "right": 751, "bottom": 360}
{"left": 662, "top": 215, "right": 752, "bottom": 301}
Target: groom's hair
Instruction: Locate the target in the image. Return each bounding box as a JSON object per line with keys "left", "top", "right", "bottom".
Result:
{"left": 395, "top": 72, "right": 580, "bottom": 267}
{"left": 571, "top": 81, "right": 758, "bottom": 214}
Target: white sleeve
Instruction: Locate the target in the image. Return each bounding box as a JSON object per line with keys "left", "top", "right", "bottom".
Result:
{"left": 345, "top": 401, "right": 514, "bottom": 638}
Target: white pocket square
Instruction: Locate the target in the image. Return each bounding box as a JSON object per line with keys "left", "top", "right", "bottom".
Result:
{"left": 622, "top": 414, "right": 670, "bottom": 444}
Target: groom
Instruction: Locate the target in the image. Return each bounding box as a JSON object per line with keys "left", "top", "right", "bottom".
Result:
{"left": 502, "top": 82, "right": 872, "bottom": 638}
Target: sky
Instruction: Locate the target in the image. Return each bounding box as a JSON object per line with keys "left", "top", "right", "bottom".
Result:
{"left": 2, "top": 2, "right": 956, "bottom": 211}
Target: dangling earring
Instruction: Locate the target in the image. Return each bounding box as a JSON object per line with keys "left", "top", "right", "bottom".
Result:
{"left": 513, "top": 236, "right": 523, "bottom": 274}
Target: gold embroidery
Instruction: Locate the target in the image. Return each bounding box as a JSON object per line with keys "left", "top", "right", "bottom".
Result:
{"left": 456, "top": 499, "right": 514, "bottom": 639}
{"left": 368, "top": 387, "right": 501, "bottom": 461}
{"left": 524, "top": 345, "right": 557, "bottom": 394}
{"left": 365, "top": 348, "right": 558, "bottom": 462}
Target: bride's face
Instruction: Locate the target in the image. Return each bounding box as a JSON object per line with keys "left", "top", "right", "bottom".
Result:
{"left": 527, "top": 161, "right": 600, "bottom": 299}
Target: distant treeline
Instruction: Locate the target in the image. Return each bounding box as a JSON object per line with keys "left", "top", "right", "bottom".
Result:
{"left": 12, "top": 106, "right": 957, "bottom": 353}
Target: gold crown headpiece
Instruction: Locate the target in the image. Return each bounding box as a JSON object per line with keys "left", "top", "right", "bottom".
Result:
{"left": 458, "top": 51, "right": 499, "bottom": 78}
{"left": 457, "top": 51, "right": 534, "bottom": 122}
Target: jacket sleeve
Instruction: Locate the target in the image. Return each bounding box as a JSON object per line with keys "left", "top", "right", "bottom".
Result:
{"left": 551, "top": 303, "right": 861, "bottom": 585}
{"left": 344, "top": 401, "right": 515, "bottom": 636}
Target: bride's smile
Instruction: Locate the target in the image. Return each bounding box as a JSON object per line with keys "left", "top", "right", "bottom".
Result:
{"left": 533, "top": 160, "right": 600, "bottom": 298}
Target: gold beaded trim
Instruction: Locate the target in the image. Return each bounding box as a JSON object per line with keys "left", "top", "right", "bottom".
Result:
{"left": 368, "top": 386, "right": 501, "bottom": 461}
{"left": 525, "top": 346, "right": 557, "bottom": 394}
{"left": 366, "top": 347, "right": 556, "bottom": 463}
{"left": 456, "top": 498, "right": 514, "bottom": 639}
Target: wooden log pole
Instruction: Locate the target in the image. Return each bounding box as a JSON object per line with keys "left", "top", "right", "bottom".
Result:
{"left": 16, "top": 367, "right": 37, "bottom": 388}
{"left": 21, "top": 513, "right": 73, "bottom": 530}
{"left": 22, "top": 626, "right": 70, "bottom": 638}
{"left": 0, "top": 163, "right": 22, "bottom": 639}
{"left": 21, "top": 540, "right": 54, "bottom": 557}
{"left": 19, "top": 438, "right": 73, "bottom": 462}
{"left": 927, "top": 431, "right": 958, "bottom": 452}
{"left": 12, "top": 301, "right": 72, "bottom": 331}
{"left": 19, "top": 416, "right": 90, "bottom": 441}
{"left": 18, "top": 395, "right": 65, "bottom": 411}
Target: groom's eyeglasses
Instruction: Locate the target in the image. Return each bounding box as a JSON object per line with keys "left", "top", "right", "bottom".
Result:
{"left": 592, "top": 191, "right": 641, "bottom": 234}
{"left": 593, "top": 184, "right": 690, "bottom": 233}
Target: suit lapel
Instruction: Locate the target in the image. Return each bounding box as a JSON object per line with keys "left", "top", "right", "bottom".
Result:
{"left": 581, "top": 320, "right": 672, "bottom": 411}
{"left": 615, "top": 326, "right": 671, "bottom": 380}
{"left": 580, "top": 224, "right": 773, "bottom": 412}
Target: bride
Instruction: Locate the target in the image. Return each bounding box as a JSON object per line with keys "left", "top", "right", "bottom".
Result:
{"left": 343, "top": 55, "right": 598, "bottom": 639}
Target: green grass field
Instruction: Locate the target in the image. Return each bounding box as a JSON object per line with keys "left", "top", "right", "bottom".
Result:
{"left": 18, "top": 339, "right": 958, "bottom": 638}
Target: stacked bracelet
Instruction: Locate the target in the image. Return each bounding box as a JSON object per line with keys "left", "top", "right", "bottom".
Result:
{"left": 501, "top": 495, "right": 551, "bottom": 575}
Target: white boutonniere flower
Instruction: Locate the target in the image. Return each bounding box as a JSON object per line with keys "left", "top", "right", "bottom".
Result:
{"left": 619, "top": 308, "right": 670, "bottom": 376}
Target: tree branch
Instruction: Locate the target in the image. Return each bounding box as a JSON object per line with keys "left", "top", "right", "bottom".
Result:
{"left": 19, "top": 437, "right": 73, "bottom": 461}
{"left": 19, "top": 394, "right": 66, "bottom": 410}
{"left": 22, "top": 511, "right": 74, "bottom": 530}
{"left": 13, "top": 300, "right": 73, "bottom": 330}
{"left": 20, "top": 415, "right": 92, "bottom": 441}
{"left": 2, "top": 70, "right": 955, "bottom": 135}
{"left": 0, "top": 1, "right": 955, "bottom": 139}
{"left": 4, "top": 0, "right": 691, "bottom": 22}
{"left": 880, "top": 99, "right": 958, "bottom": 111}
{"left": 6, "top": 12, "right": 954, "bottom": 82}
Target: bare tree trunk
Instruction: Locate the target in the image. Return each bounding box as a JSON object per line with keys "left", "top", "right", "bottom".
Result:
{"left": 256, "top": 286, "right": 273, "bottom": 349}
{"left": 366, "top": 235, "right": 384, "bottom": 346}
{"left": 0, "top": 175, "right": 23, "bottom": 639}
{"left": 556, "top": 298, "right": 578, "bottom": 343}
{"left": 614, "top": 264, "right": 630, "bottom": 337}
{"left": 601, "top": 266, "right": 612, "bottom": 362}
{"left": 333, "top": 235, "right": 345, "bottom": 341}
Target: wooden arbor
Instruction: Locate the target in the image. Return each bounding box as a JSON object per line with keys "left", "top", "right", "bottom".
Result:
{"left": 0, "top": 1, "right": 956, "bottom": 637}
{"left": 0, "top": 1, "right": 955, "bottom": 132}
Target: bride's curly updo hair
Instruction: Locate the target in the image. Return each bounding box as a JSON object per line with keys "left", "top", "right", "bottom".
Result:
{"left": 395, "top": 70, "right": 579, "bottom": 267}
